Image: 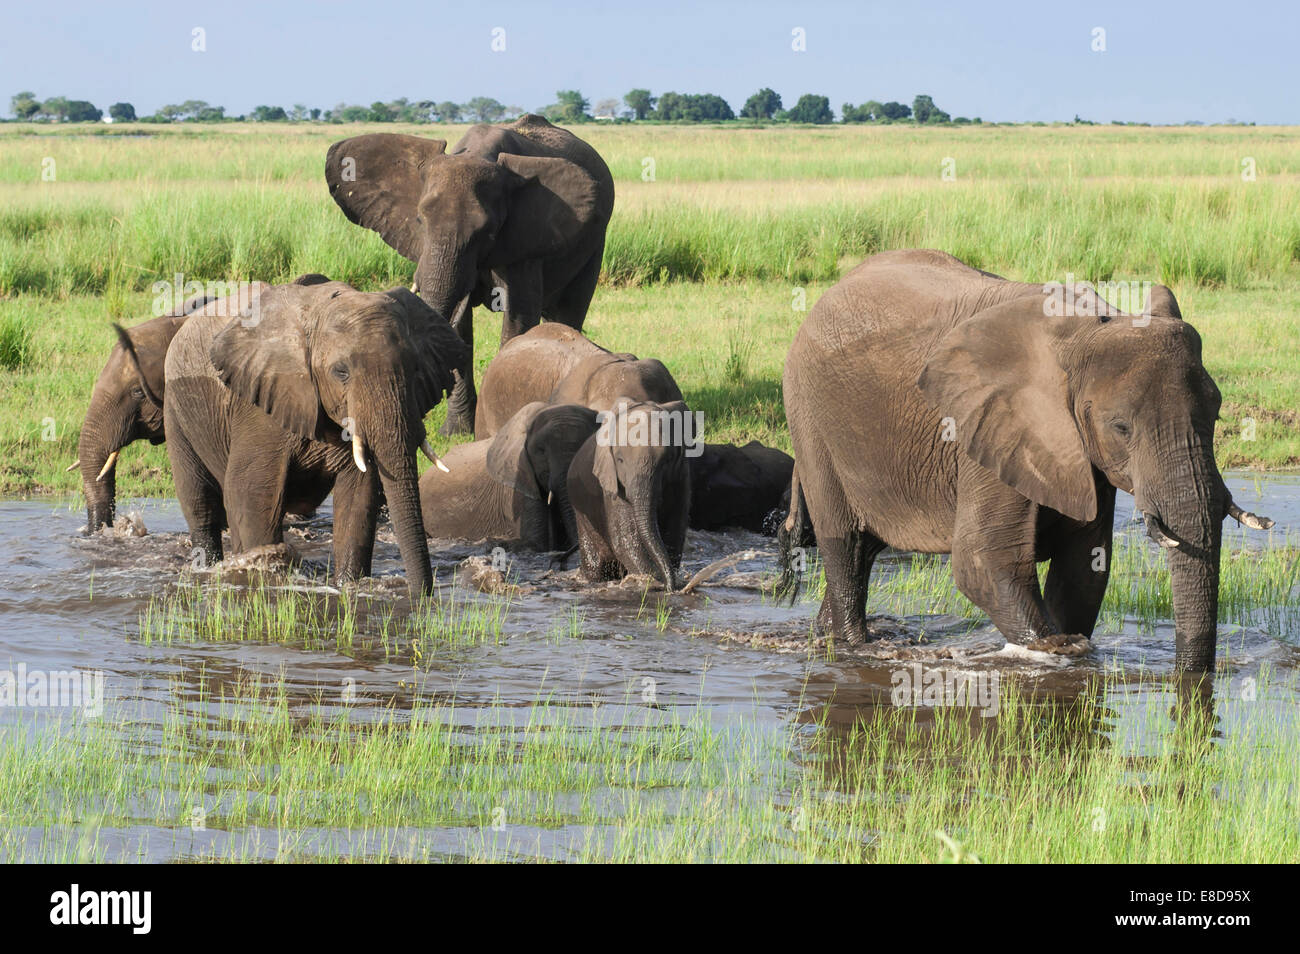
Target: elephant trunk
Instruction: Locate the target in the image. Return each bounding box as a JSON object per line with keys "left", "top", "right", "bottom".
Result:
{"left": 78, "top": 406, "right": 126, "bottom": 532}
{"left": 631, "top": 484, "right": 677, "bottom": 591}
{"left": 1139, "top": 443, "right": 1225, "bottom": 673}
{"left": 364, "top": 410, "right": 434, "bottom": 598}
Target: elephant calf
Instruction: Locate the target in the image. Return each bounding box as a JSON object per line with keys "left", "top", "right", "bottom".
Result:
{"left": 420, "top": 402, "right": 599, "bottom": 550}
{"left": 568, "top": 399, "right": 693, "bottom": 590}
{"left": 474, "top": 323, "right": 683, "bottom": 438}
{"left": 164, "top": 280, "right": 466, "bottom": 595}
{"left": 689, "top": 441, "right": 794, "bottom": 534}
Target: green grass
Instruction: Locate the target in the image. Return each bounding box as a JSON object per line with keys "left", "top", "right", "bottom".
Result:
{"left": 3, "top": 667, "right": 1296, "bottom": 862}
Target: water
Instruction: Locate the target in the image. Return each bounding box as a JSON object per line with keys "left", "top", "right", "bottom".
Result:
{"left": 0, "top": 472, "right": 1296, "bottom": 860}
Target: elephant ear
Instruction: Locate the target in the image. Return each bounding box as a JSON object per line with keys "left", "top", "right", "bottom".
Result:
{"left": 325, "top": 134, "right": 447, "bottom": 263}
{"left": 210, "top": 284, "right": 326, "bottom": 440}
{"left": 485, "top": 402, "right": 552, "bottom": 499}
{"left": 381, "top": 287, "right": 468, "bottom": 417}
{"left": 1146, "top": 284, "right": 1182, "bottom": 319}
{"left": 491, "top": 154, "right": 602, "bottom": 265}
{"left": 592, "top": 438, "right": 620, "bottom": 497}
{"left": 916, "top": 298, "right": 1098, "bottom": 523}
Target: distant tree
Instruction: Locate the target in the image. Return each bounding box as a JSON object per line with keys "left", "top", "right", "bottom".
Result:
{"left": 108, "top": 102, "right": 136, "bottom": 122}
{"left": 196, "top": 105, "right": 225, "bottom": 121}
{"left": 252, "top": 105, "right": 288, "bottom": 121}
{"left": 550, "top": 90, "right": 590, "bottom": 122}
{"left": 879, "top": 101, "right": 911, "bottom": 120}
{"left": 11, "top": 91, "right": 41, "bottom": 120}
{"left": 290, "top": 103, "right": 308, "bottom": 121}
{"left": 310, "top": 107, "right": 321, "bottom": 121}
{"left": 464, "top": 97, "right": 506, "bottom": 123}
{"left": 179, "top": 100, "right": 208, "bottom": 119}
{"left": 40, "top": 96, "right": 70, "bottom": 121}
{"left": 433, "top": 101, "right": 461, "bottom": 122}
{"left": 624, "top": 88, "right": 655, "bottom": 120}
{"left": 593, "top": 97, "right": 620, "bottom": 119}
{"left": 655, "top": 92, "right": 734, "bottom": 122}
{"left": 842, "top": 101, "right": 883, "bottom": 123}
{"left": 740, "top": 88, "right": 782, "bottom": 120}
{"left": 65, "top": 100, "right": 102, "bottom": 122}
{"left": 367, "top": 101, "right": 395, "bottom": 122}
{"left": 912, "top": 94, "right": 950, "bottom": 123}
{"left": 503, "top": 104, "right": 524, "bottom": 119}
{"left": 786, "top": 94, "right": 833, "bottom": 124}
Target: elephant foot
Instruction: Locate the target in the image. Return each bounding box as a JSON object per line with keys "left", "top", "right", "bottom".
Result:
{"left": 1023, "top": 633, "right": 1093, "bottom": 657}
{"left": 439, "top": 408, "right": 475, "bottom": 436}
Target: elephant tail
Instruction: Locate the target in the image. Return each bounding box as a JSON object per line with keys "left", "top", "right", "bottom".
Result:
{"left": 774, "top": 463, "right": 812, "bottom": 606}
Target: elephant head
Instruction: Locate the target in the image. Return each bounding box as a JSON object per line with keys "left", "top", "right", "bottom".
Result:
{"left": 76, "top": 291, "right": 218, "bottom": 532}
{"left": 590, "top": 398, "right": 694, "bottom": 590}
{"left": 485, "top": 401, "right": 600, "bottom": 549}
{"left": 209, "top": 281, "right": 467, "bottom": 595}
{"left": 918, "top": 284, "right": 1272, "bottom": 671}
{"left": 324, "top": 133, "right": 602, "bottom": 321}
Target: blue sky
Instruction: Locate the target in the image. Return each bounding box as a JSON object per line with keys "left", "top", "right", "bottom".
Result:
{"left": 3, "top": 0, "right": 1295, "bottom": 123}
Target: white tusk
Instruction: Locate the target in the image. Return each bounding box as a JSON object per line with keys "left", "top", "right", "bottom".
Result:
{"left": 1227, "top": 500, "right": 1275, "bottom": 531}
{"left": 351, "top": 430, "right": 367, "bottom": 472}
{"left": 421, "top": 439, "right": 450, "bottom": 472}
{"left": 547, "top": 491, "right": 553, "bottom": 506}
{"left": 66, "top": 460, "right": 80, "bottom": 472}
{"left": 96, "top": 451, "right": 119, "bottom": 481}
{"left": 1143, "top": 512, "right": 1180, "bottom": 549}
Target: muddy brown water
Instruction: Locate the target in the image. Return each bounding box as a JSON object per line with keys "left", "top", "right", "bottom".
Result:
{"left": 0, "top": 472, "right": 1296, "bottom": 860}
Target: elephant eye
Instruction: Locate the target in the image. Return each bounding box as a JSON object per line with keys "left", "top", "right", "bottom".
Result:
{"left": 330, "top": 362, "right": 350, "bottom": 383}
{"left": 131, "top": 386, "right": 145, "bottom": 400}
{"left": 1110, "top": 420, "right": 1132, "bottom": 439}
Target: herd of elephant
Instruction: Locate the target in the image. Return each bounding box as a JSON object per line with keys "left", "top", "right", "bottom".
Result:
{"left": 70, "top": 114, "right": 1276, "bottom": 672}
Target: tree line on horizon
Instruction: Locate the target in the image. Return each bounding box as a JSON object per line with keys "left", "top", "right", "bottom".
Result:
{"left": 10, "top": 88, "right": 1247, "bottom": 127}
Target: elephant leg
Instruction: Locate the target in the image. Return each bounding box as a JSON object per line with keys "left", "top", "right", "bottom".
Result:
{"left": 1043, "top": 483, "right": 1116, "bottom": 638}
{"left": 816, "top": 528, "right": 884, "bottom": 645}
{"left": 331, "top": 462, "right": 381, "bottom": 582}
{"left": 441, "top": 301, "right": 477, "bottom": 436}
{"left": 544, "top": 245, "right": 603, "bottom": 333}
{"left": 950, "top": 465, "right": 1084, "bottom": 654}
{"left": 575, "top": 508, "right": 620, "bottom": 581}
{"left": 223, "top": 438, "right": 289, "bottom": 554}
{"left": 167, "top": 420, "right": 225, "bottom": 566}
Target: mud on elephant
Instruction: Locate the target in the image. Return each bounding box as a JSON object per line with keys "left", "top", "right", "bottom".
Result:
{"left": 325, "top": 114, "right": 615, "bottom": 435}
{"left": 779, "top": 249, "right": 1272, "bottom": 671}
{"left": 164, "top": 280, "right": 466, "bottom": 595}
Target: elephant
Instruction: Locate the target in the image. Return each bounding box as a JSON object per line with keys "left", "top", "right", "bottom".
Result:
{"left": 688, "top": 441, "right": 794, "bottom": 534}
{"left": 474, "top": 323, "right": 683, "bottom": 438}
{"left": 567, "top": 399, "right": 694, "bottom": 590}
{"left": 420, "top": 401, "right": 600, "bottom": 550}
{"left": 325, "top": 114, "right": 615, "bottom": 435}
{"left": 164, "top": 279, "right": 466, "bottom": 595}
{"left": 778, "top": 249, "right": 1273, "bottom": 671}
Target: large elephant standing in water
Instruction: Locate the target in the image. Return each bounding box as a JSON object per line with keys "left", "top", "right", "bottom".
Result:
{"left": 779, "top": 249, "right": 1272, "bottom": 671}
{"left": 164, "top": 280, "right": 465, "bottom": 595}
{"left": 325, "top": 114, "right": 615, "bottom": 435}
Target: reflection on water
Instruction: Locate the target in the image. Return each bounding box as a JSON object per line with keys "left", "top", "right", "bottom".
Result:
{"left": 0, "top": 472, "right": 1296, "bottom": 860}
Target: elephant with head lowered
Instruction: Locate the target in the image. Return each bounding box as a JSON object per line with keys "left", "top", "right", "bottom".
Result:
{"left": 420, "top": 401, "right": 600, "bottom": 550}
{"left": 474, "top": 323, "right": 683, "bottom": 438}
{"left": 779, "top": 249, "right": 1272, "bottom": 671}
{"left": 164, "top": 280, "right": 466, "bottom": 595}
{"left": 568, "top": 399, "right": 695, "bottom": 591}
{"left": 325, "top": 114, "right": 615, "bottom": 436}
{"left": 73, "top": 274, "right": 331, "bottom": 533}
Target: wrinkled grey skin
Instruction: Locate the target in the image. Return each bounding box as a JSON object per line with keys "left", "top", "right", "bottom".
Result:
{"left": 420, "top": 401, "right": 599, "bottom": 549}
{"left": 567, "top": 400, "right": 693, "bottom": 590}
{"left": 474, "top": 323, "right": 683, "bottom": 438}
{"left": 76, "top": 275, "right": 331, "bottom": 533}
{"left": 779, "top": 249, "right": 1272, "bottom": 671}
{"left": 689, "top": 441, "right": 794, "bottom": 534}
{"left": 164, "top": 280, "right": 465, "bottom": 595}
{"left": 325, "top": 114, "right": 615, "bottom": 435}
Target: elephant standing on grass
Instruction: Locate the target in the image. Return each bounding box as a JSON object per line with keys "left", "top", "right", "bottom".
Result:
{"left": 779, "top": 249, "right": 1272, "bottom": 671}
{"left": 474, "top": 323, "right": 683, "bottom": 437}
{"left": 325, "top": 114, "right": 615, "bottom": 435}
{"left": 420, "top": 402, "right": 599, "bottom": 550}
{"left": 164, "top": 280, "right": 466, "bottom": 595}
